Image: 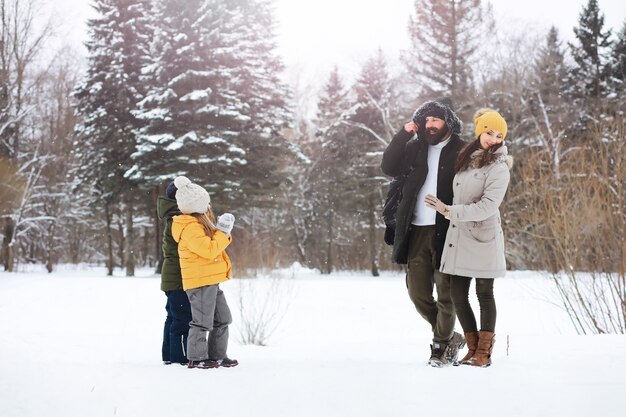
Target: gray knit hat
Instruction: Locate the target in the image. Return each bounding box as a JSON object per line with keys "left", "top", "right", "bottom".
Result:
{"left": 173, "top": 176, "right": 210, "bottom": 214}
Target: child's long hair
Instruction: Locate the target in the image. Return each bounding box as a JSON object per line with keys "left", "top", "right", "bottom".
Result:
{"left": 192, "top": 208, "right": 217, "bottom": 237}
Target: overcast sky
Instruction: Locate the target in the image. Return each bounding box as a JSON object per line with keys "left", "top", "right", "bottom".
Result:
{"left": 273, "top": 0, "right": 625, "bottom": 81}
{"left": 47, "top": 0, "right": 626, "bottom": 83}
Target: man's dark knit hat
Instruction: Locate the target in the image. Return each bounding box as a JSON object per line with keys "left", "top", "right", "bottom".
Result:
{"left": 411, "top": 97, "right": 462, "bottom": 136}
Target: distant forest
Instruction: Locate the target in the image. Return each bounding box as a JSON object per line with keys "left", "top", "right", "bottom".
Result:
{"left": 0, "top": 0, "right": 624, "bottom": 281}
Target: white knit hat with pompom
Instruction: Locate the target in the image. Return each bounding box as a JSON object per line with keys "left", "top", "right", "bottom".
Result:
{"left": 173, "top": 176, "right": 210, "bottom": 214}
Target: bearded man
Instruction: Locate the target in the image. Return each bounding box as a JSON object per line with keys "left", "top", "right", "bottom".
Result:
{"left": 381, "top": 99, "right": 466, "bottom": 367}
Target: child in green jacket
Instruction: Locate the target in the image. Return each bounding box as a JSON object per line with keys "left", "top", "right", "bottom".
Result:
{"left": 157, "top": 181, "right": 192, "bottom": 365}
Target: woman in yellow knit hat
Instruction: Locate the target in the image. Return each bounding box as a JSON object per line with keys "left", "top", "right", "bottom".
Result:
{"left": 424, "top": 108, "right": 513, "bottom": 367}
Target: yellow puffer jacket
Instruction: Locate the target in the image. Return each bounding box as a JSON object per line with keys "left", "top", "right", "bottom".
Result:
{"left": 171, "top": 214, "right": 232, "bottom": 290}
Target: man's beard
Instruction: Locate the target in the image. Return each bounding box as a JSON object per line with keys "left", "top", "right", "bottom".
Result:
{"left": 424, "top": 125, "right": 449, "bottom": 145}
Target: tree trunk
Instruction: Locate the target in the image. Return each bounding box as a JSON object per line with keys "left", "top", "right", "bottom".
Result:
{"left": 3, "top": 216, "right": 15, "bottom": 272}
{"left": 46, "top": 223, "right": 54, "bottom": 273}
{"left": 155, "top": 185, "right": 163, "bottom": 274}
{"left": 291, "top": 215, "right": 306, "bottom": 264}
{"left": 105, "top": 203, "right": 114, "bottom": 276}
{"left": 6, "top": 244, "right": 13, "bottom": 272}
{"left": 125, "top": 200, "right": 135, "bottom": 277}
{"left": 368, "top": 194, "right": 379, "bottom": 277}
{"left": 68, "top": 227, "right": 80, "bottom": 264}
{"left": 117, "top": 208, "right": 125, "bottom": 269}
{"left": 325, "top": 209, "right": 333, "bottom": 275}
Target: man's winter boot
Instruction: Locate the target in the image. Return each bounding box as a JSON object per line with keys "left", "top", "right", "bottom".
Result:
{"left": 446, "top": 331, "right": 466, "bottom": 363}
{"left": 458, "top": 331, "right": 479, "bottom": 365}
{"left": 468, "top": 331, "right": 495, "bottom": 367}
{"left": 428, "top": 342, "right": 450, "bottom": 367}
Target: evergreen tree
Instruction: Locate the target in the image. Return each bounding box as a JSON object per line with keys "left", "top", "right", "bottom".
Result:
{"left": 73, "top": 0, "right": 152, "bottom": 199}
{"left": 349, "top": 50, "right": 398, "bottom": 276}
{"left": 229, "top": 0, "right": 291, "bottom": 134}
{"left": 404, "top": 0, "right": 482, "bottom": 109}
{"left": 131, "top": 0, "right": 294, "bottom": 210}
{"left": 567, "top": 0, "right": 612, "bottom": 101}
{"left": 309, "top": 67, "right": 353, "bottom": 273}
{"left": 526, "top": 26, "right": 570, "bottom": 178}
{"left": 534, "top": 27, "right": 567, "bottom": 108}
{"left": 72, "top": 0, "right": 153, "bottom": 275}
{"left": 219, "top": 0, "right": 295, "bottom": 208}
{"left": 352, "top": 50, "right": 397, "bottom": 142}
{"left": 130, "top": 0, "right": 248, "bottom": 206}
{"left": 607, "top": 20, "right": 626, "bottom": 109}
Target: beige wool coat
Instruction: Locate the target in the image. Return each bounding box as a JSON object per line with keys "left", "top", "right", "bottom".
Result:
{"left": 439, "top": 146, "right": 513, "bottom": 278}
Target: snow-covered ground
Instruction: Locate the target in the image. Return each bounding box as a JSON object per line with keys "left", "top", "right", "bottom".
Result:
{"left": 0, "top": 265, "right": 624, "bottom": 417}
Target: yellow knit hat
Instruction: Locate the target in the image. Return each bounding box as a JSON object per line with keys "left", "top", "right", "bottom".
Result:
{"left": 474, "top": 109, "right": 508, "bottom": 140}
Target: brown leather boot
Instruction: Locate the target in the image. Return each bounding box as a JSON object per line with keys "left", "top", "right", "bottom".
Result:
{"left": 458, "top": 331, "right": 479, "bottom": 365}
{"left": 468, "top": 331, "right": 495, "bottom": 367}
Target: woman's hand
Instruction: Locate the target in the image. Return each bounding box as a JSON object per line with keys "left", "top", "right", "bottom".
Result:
{"left": 425, "top": 194, "right": 449, "bottom": 217}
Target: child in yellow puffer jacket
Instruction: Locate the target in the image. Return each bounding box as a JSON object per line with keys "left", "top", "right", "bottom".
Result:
{"left": 171, "top": 176, "right": 238, "bottom": 369}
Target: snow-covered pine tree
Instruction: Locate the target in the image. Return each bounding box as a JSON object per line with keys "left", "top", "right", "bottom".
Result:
{"left": 351, "top": 49, "right": 397, "bottom": 145}
{"left": 130, "top": 0, "right": 250, "bottom": 208}
{"left": 349, "top": 50, "right": 399, "bottom": 276}
{"left": 73, "top": 0, "right": 152, "bottom": 197}
{"left": 404, "top": 0, "right": 482, "bottom": 111}
{"left": 525, "top": 26, "right": 570, "bottom": 179}
{"left": 205, "top": 0, "right": 301, "bottom": 272}
{"left": 607, "top": 20, "right": 626, "bottom": 111}
{"left": 567, "top": 0, "right": 613, "bottom": 103}
{"left": 534, "top": 27, "right": 568, "bottom": 109}
{"left": 220, "top": 0, "right": 295, "bottom": 209}
{"left": 309, "top": 67, "right": 355, "bottom": 274}
{"left": 72, "top": 0, "right": 154, "bottom": 275}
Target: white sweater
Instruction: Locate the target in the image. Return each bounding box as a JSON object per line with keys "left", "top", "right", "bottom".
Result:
{"left": 412, "top": 137, "right": 450, "bottom": 226}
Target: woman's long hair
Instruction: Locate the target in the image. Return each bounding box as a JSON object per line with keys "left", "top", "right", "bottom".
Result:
{"left": 192, "top": 208, "right": 217, "bottom": 237}
{"left": 456, "top": 107, "right": 505, "bottom": 172}
{"left": 455, "top": 139, "right": 504, "bottom": 173}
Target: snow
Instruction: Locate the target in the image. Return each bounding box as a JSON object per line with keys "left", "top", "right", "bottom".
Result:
{"left": 142, "top": 133, "right": 175, "bottom": 145}
{"left": 164, "top": 131, "right": 198, "bottom": 151}
{"left": 134, "top": 108, "right": 170, "bottom": 122}
{"left": 180, "top": 90, "right": 211, "bottom": 102}
{"left": 0, "top": 265, "right": 624, "bottom": 417}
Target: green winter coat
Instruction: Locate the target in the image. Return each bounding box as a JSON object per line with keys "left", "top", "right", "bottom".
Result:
{"left": 157, "top": 196, "right": 183, "bottom": 292}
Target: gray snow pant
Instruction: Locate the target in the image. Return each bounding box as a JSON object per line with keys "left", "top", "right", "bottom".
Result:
{"left": 185, "top": 284, "right": 232, "bottom": 361}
